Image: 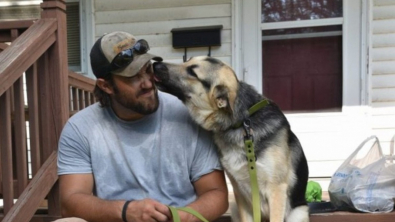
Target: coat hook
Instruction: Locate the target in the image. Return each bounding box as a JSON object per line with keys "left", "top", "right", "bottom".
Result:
{"left": 183, "top": 48, "right": 187, "bottom": 62}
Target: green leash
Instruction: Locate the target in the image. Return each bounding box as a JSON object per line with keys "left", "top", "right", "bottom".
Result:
{"left": 243, "top": 119, "right": 261, "bottom": 222}
{"left": 238, "top": 99, "right": 269, "bottom": 222}
{"left": 168, "top": 206, "right": 209, "bottom": 222}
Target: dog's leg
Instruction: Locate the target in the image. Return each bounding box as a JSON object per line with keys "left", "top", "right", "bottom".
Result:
{"left": 267, "top": 183, "right": 288, "bottom": 222}
{"left": 233, "top": 188, "right": 253, "bottom": 222}
{"left": 228, "top": 176, "right": 253, "bottom": 222}
{"left": 286, "top": 205, "right": 309, "bottom": 222}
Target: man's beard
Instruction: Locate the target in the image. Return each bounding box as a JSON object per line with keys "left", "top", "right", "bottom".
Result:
{"left": 112, "top": 85, "right": 159, "bottom": 115}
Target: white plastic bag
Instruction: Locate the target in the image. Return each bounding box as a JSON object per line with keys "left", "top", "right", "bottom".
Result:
{"left": 328, "top": 135, "right": 395, "bottom": 213}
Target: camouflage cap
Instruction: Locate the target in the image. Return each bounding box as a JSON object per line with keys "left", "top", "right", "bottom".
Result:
{"left": 90, "top": 31, "right": 162, "bottom": 78}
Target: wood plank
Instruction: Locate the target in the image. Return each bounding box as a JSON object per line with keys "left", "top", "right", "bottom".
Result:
{"left": 372, "top": 101, "right": 395, "bottom": 108}
{"left": 372, "top": 73, "right": 395, "bottom": 88}
{"left": 96, "top": 17, "right": 231, "bottom": 36}
{"left": 372, "top": 19, "right": 395, "bottom": 34}
{"left": 84, "top": 91, "right": 90, "bottom": 107}
{"left": 372, "top": 61, "right": 395, "bottom": 75}
{"left": 13, "top": 76, "right": 28, "bottom": 196}
{"left": 0, "top": 19, "right": 35, "bottom": 29}
{"left": 374, "top": 0, "right": 395, "bottom": 6}
{"left": 72, "top": 87, "right": 78, "bottom": 111}
{"left": 95, "top": 0, "right": 231, "bottom": 11}
{"left": 41, "top": 1, "right": 69, "bottom": 216}
{"left": 90, "top": 93, "right": 96, "bottom": 104}
{"left": 0, "top": 215, "right": 61, "bottom": 222}
{"left": 10, "top": 28, "right": 19, "bottom": 41}
{"left": 372, "top": 88, "right": 395, "bottom": 102}
{"left": 78, "top": 89, "right": 85, "bottom": 110}
{"left": 373, "top": 33, "right": 395, "bottom": 48}
{"left": 1, "top": 151, "right": 58, "bottom": 222}
{"left": 373, "top": 5, "right": 395, "bottom": 20}
{"left": 26, "top": 63, "right": 41, "bottom": 176}
{"left": 310, "top": 211, "right": 395, "bottom": 222}
{"left": 95, "top": 4, "right": 231, "bottom": 24}
{"left": 163, "top": 56, "right": 232, "bottom": 67}
{"left": 0, "top": 42, "right": 8, "bottom": 51}
{"left": 68, "top": 70, "right": 95, "bottom": 92}
{"left": 150, "top": 43, "right": 232, "bottom": 60}
{"left": 372, "top": 47, "right": 395, "bottom": 62}
{"left": 0, "top": 90, "right": 14, "bottom": 213}
{"left": 0, "top": 19, "right": 57, "bottom": 96}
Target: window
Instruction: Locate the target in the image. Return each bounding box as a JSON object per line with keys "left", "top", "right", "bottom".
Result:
{"left": 261, "top": 0, "right": 343, "bottom": 112}
{"left": 66, "top": 2, "right": 81, "bottom": 72}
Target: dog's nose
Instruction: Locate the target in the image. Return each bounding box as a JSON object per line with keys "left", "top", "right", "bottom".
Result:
{"left": 153, "top": 62, "right": 168, "bottom": 75}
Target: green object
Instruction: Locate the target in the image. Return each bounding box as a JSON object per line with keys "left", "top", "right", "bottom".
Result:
{"left": 232, "top": 99, "right": 270, "bottom": 128}
{"left": 168, "top": 206, "right": 209, "bottom": 222}
{"left": 244, "top": 136, "right": 261, "bottom": 222}
{"left": 305, "top": 181, "right": 322, "bottom": 202}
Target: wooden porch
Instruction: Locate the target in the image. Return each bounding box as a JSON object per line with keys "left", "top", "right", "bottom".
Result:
{"left": 0, "top": 1, "right": 95, "bottom": 221}
{"left": 0, "top": 0, "right": 394, "bottom": 221}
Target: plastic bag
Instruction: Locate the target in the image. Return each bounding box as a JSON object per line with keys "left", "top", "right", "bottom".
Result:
{"left": 328, "top": 135, "right": 395, "bottom": 213}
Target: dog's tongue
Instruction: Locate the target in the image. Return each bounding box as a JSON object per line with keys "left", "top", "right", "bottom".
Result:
{"left": 153, "top": 75, "right": 161, "bottom": 82}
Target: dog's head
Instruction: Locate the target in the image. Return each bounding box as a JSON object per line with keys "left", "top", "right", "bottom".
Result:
{"left": 153, "top": 56, "right": 239, "bottom": 131}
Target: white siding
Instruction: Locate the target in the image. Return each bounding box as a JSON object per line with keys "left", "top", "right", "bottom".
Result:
{"left": 94, "top": 0, "right": 232, "bottom": 63}
{"left": 371, "top": 0, "right": 395, "bottom": 157}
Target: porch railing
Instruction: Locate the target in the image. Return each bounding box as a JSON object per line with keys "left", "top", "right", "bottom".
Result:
{"left": 0, "top": 1, "right": 95, "bottom": 221}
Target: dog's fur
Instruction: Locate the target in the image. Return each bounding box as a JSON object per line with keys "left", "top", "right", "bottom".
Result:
{"left": 153, "top": 56, "right": 309, "bottom": 222}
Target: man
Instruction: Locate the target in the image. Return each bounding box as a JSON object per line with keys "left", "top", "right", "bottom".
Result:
{"left": 57, "top": 31, "right": 228, "bottom": 222}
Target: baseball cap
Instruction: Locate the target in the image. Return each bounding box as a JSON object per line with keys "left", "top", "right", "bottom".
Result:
{"left": 90, "top": 31, "right": 162, "bottom": 79}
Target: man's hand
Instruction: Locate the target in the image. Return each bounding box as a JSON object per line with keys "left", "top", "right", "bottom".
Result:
{"left": 126, "top": 199, "right": 171, "bottom": 222}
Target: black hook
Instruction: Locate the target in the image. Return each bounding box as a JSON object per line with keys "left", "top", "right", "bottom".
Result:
{"left": 183, "top": 48, "right": 187, "bottom": 62}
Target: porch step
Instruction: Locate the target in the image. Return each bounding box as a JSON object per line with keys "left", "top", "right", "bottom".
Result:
{"left": 221, "top": 192, "right": 395, "bottom": 222}
{"left": 213, "top": 211, "right": 395, "bottom": 222}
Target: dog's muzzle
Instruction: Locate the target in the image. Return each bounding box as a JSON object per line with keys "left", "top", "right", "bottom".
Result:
{"left": 153, "top": 62, "right": 169, "bottom": 82}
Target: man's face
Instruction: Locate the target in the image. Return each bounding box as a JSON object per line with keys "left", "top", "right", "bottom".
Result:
{"left": 110, "top": 62, "right": 159, "bottom": 115}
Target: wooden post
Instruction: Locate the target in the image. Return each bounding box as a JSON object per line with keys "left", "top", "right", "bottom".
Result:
{"left": 39, "top": 0, "right": 69, "bottom": 217}
{"left": 0, "top": 90, "right": 14, "bottom": 214}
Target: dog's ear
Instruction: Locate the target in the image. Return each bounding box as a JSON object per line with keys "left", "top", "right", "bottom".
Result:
{"left": 213, "top": 85, "right": 233, "bottom": 113}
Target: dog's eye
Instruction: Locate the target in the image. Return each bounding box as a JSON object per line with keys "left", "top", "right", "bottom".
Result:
{"left": 187, "top": 65, "right": 199, "bottom": 78}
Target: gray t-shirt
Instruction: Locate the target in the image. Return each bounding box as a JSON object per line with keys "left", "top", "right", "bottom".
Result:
{"left": 57, "top": 92, "right": 222, "bottom": 207}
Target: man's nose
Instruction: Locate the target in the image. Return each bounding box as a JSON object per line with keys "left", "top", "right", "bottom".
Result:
{"left": 141, "top": 72, "right": 154, "bottom": 88}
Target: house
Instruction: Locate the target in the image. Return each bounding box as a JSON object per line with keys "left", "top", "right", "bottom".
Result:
{"left": 0, "top": 0, "right": 394, "bottom": 221}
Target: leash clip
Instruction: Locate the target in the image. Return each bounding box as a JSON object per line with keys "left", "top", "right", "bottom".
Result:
{"left": 243, "top": 119, "right": 253, "bottom": 141}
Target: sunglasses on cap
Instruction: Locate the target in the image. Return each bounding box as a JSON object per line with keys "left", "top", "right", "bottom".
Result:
{"left": 108, "top": 39, "right": 150, "bottom": 73}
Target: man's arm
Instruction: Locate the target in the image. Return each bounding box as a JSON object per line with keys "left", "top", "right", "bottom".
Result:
{"left": 179, "top": 170, "right": 229, "bottom": 222}
{"left": 60, "top": 174, "right": 171, "bottom": 222}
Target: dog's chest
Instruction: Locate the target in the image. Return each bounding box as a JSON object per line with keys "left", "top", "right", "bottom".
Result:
{"left": 214, "top": 133, "right": 270, "bottom": 182}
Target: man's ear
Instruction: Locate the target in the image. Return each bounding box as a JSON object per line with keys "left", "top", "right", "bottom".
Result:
{"left": 213, "top": 85, "right": 233, "bottom": 113}
{"left": 96, "top": 78, "right": 114, "bottom": 95}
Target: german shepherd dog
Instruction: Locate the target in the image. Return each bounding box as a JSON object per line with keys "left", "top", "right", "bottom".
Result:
{"left": 153, "top": 56, "right": 309, "bottom": 222}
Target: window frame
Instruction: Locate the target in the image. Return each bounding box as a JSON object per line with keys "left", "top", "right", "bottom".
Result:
{"left": 232, "top": 0, "right": 370, "bottom": 115}
{"left": 66, "top": 0, "right": 95, "bottom": 78}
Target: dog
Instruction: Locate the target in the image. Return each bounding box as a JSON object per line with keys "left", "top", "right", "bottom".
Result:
{"left": 153, "top": 56, "right": 309, "bottom": 222}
